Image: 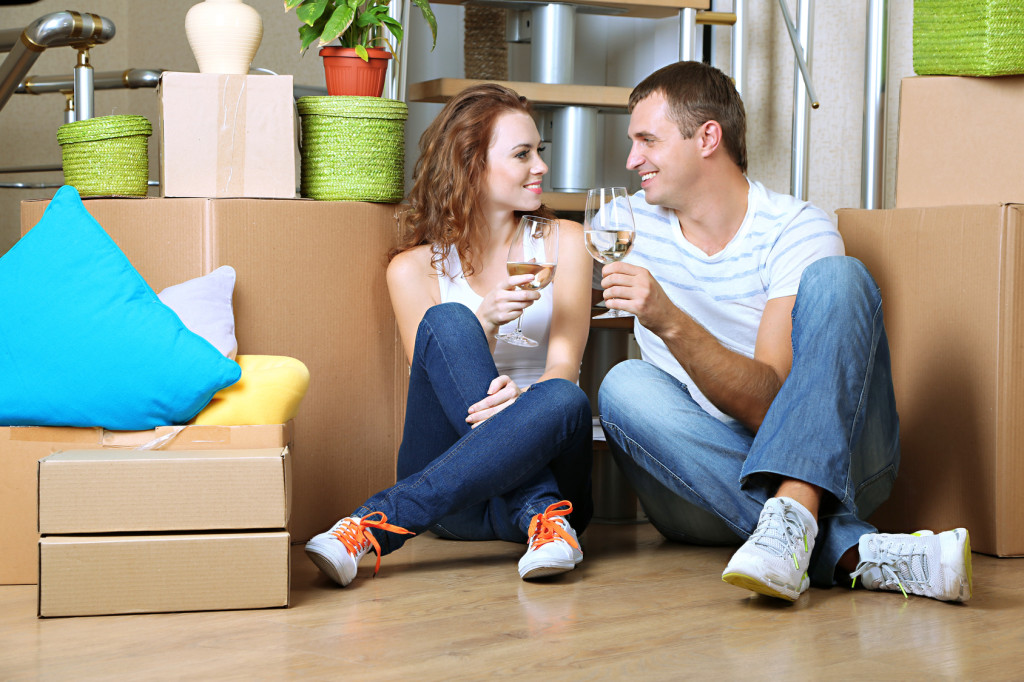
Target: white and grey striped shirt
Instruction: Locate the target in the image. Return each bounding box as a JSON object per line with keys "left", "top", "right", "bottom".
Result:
{"left": 626, "top": 179, "right": 844, "bottom": 427}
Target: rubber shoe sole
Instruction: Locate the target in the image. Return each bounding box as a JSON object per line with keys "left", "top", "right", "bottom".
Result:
{"left": 519, "top": 557, "right": 578, "bottom": 580}
{"left": 945, "top": 528, "right": 973, "bottom": 602}
{"left": 722, "top": 571, "right": 803, "bottom": 601}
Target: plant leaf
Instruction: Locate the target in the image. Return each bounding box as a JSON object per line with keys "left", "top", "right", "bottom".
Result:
{"left": 298, "top": 23, "right": 320, "bottom": 53}
{"left": 320, "top": 3, "right": 356, "bottom": 44}
{"left": 381, "top": 15, "right": 403, "bottom": 44}
{"left": 296, "top": 0, "right": 329, "bottom": 25}
{"left": 284, "top": 0, "right": 306, "bottom": 11}
{"left": 411, "top": 0, "right": 437, "bottom": 49}
{"left": 355, "top": 44, "right": 370, "bottom": 62}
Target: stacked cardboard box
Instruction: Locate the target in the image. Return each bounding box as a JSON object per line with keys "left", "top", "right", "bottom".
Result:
{"left": 1, "top": 423, "right": 292, "bottom": 585}
{"left": 19, "top": 199, "right": 408, "bottom": 546}
{"left": 37, "top": 447, "right": 291, "bottom": 617}
{"left": 159, "top": 72, "right": 296, "bottom": 199}
{"left": 839, "top": 75, "right": 1024, "bottom": 556}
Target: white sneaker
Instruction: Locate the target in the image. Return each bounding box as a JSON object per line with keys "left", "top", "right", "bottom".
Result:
{"left": 722, "top": 497, "right": 818, "bottom": 601}
{"left": 850, "top": 528, "right": 972, "bottom": 602}
{"left": 518, "top": 501, "right": 583, "bottom": 580}
{"left": 304, "top": 512, "right": 412, "bottom": 587}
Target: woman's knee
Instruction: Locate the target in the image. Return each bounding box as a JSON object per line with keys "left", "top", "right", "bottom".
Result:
{"left": 531, "top": 378, "right": 591, "bottom": 424}
{"left": 416, "top": 302, "right": 483, "bottom": 348}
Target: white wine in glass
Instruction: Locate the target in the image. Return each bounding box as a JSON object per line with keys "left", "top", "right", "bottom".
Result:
{"left": 584, "top": 187, "right": 636, "bottom": 319}
{"left": 496, "top": 215, "right": 559, "bottom": 347}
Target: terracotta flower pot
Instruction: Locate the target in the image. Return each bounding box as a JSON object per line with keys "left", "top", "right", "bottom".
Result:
{"left": 319, "top": 47, "right": 392, "bottom": 97}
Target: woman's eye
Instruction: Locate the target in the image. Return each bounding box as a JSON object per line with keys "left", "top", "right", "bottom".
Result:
{"left": 537, "top": 145, "right": 547, "bottom": 153}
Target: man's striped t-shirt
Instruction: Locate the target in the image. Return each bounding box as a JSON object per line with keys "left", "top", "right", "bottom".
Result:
{"left": 624, "top": 179, "right": 844, "bottom": 426}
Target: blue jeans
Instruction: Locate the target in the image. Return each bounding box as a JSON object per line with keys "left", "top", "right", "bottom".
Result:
{"left": 356, "top": 302, "right": 593, "bottom": 555}
{"left": 599, "top": 257, "right": 900, "bottom": 586}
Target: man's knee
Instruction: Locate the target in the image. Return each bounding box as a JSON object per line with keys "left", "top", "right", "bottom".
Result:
{"left": 796, "top": 256, "right": 882, "bottom": 320}
{"left": 598, "top": 359, "right": 649, "bottom": 418}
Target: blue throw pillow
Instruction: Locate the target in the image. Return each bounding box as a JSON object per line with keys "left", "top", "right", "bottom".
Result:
{"left": 0, "top": 185, "right": 241, "bottom": 430}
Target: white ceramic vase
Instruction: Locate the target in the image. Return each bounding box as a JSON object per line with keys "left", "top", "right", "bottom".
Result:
{"left": 185, "top": 0, "right": 263, "bottom": 75}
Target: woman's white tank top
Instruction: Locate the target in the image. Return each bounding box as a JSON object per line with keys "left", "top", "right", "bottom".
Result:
{"left": 435, "top": 246, "right": 552, "bottom": 388}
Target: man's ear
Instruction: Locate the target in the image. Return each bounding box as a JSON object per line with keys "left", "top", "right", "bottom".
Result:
{"left": 697, "top": 120, "right": 723, "bottom": 159}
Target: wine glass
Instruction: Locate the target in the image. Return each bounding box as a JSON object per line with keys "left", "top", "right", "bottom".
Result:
{"left": 584, "top": 187, "right": 636, "bottom": 319}
{"left": 496, "top": 215, "right": 559, "bottom": 348}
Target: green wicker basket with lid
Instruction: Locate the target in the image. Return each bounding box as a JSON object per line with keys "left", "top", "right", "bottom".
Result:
{"left": 914, "top": 0, "right": 1024, "bottom": 76}
{"left": 297, "top": 96, "right": 407, "bottom": 202}
{"left": 56, "top": 115, "right": 152, "bottom": 197}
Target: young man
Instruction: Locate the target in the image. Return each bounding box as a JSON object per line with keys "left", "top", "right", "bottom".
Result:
{"left": 597, "top": 61, "right": 971, "bottom": 603}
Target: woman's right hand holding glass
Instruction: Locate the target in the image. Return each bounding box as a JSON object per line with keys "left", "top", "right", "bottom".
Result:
{"left": 477, "top": 273, "right": 539, "bottom": 336}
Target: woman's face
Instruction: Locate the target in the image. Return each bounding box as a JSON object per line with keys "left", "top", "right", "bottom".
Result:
{"left": 482, "top": 111, "right": 548, "bottom": 215}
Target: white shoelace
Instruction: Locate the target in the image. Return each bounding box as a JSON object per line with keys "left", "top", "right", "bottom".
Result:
{"left": 850, "top": 536, "right": 930, "bottom": 598}
{"left": 751, "top": 501, "right": 809, "bottom": 569}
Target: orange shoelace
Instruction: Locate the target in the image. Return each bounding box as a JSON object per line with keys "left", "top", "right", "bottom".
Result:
{"left": 332, "top": 511, "right": 413, "bottom": 576}
{"left": 526, "top": 501, "right": 579, "bottom": 550}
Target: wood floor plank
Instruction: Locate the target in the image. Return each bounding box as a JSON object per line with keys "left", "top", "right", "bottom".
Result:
{"left": 1, "top": 522, "right": 1022, "bottom": 679}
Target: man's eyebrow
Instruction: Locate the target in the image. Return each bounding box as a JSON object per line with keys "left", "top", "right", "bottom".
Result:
{"left": 628, "top": 130, "right": 657, "bottom": 140}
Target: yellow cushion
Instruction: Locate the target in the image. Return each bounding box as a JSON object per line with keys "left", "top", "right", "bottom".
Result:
{"left": 192, "top": 355, "right": 310, "bottom": 426}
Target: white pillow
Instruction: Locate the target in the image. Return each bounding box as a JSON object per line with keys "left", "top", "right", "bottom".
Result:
{"left": 158, "top": 265, "right": 238, "bottom": 359}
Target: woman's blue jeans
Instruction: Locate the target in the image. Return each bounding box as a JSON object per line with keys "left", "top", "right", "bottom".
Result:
{"left": 599, "top": 257, "right": 900, "bottom": 586}
{"left": 357, "top": 302, "right": 593, "bottom": 555}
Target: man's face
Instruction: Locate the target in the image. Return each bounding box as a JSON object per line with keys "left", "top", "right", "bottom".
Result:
{"left": 626, "top": 91, "right": 699, "bottom": 210}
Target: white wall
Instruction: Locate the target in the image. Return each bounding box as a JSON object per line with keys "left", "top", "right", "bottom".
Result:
{"left": 1, "top": 0, "right": 913, "bottom": 254}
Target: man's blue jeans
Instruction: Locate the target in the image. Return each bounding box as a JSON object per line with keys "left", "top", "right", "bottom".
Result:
{"left": 599, "top": 257, "right": 900, "bottom": 586}
{"left": 357, "top": 302, "right": 593, "bottom": 555}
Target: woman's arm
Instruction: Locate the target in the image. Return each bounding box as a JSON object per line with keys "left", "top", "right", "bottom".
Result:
{"left": 539, "top": 219, "right": 592, "bottom": 383}
{"left": 386, "top": 246, "right": 441, "bottom": 365}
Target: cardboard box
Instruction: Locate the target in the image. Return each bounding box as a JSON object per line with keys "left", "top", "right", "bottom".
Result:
{"left": 838, "top": 204, "right": 1024, "bottom": 556}
{"left": 39, "top": 532, "right": 290, "bottom": 617}
{"left": 896, "top": 76, "right": 1024, "bottom": 208}
{"left": 1, "top": 423, "right": 292, "bottom": 585}
{"left": 20, "top": 198, "right": 407, "bottom": 547}
{"left": 38, "top": 448, "right": 290, "bottom": 534}
{"left": 159, "top": 72, "right": 296, "bottom": 198}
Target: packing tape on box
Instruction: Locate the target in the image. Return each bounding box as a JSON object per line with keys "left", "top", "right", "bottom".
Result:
{"left": 217, "top": 76, "right": 247, "bottom": 196}
{"left": 134, "top": 425, "right": 187, "bottom": 450}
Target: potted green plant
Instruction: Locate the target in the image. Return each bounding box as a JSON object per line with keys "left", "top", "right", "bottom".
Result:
{"left": 285, "top": 0, "right": 438, "bottom": 97}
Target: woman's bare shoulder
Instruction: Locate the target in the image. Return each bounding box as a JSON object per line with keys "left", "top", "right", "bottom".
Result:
{"left": 387, "top": 244, "right": 435, "bottom": 281}
{"left": 556, "top": 218, "right": 584, "bottom": 238}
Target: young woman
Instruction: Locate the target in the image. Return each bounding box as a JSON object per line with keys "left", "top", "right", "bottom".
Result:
{"left": 305, "top": 84, "right": 594, "bottom": 586}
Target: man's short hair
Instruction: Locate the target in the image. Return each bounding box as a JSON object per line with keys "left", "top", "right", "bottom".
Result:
{"left": 629, "top": 61, "right": 747, "bottom": 173}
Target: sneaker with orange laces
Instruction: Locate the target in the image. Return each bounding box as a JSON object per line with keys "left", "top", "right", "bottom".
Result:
{"left": 518, "top": 501, "right": 583, "bottom": 580}
{"left": 305, "top": 512, "right": 413, "bottom": 587}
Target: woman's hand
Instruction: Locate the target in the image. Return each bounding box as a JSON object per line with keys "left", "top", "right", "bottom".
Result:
{"left": 476, "top": 274, "right": 539, "bottom": 337}
{"left": 466, "top": 375, "right": 522, "bottom": 428}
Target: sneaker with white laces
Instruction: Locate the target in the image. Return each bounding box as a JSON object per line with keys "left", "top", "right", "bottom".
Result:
{"left": 518, "top": 501, "right": 583, "bottom": 580}
{"left": 849, "top": 528, "right": 972, "bottom": 602}
{"left": 304, "top": 512, "right": 413, "bottom": 587}
{"left": 721, "top": 497, "right": 818, "bottom": 601}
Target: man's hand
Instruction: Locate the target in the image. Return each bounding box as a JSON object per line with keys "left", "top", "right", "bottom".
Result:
{"left": 466, "top": 375, "right": 522, "bottom": 428}
{"left": 600, "top": 261, "right": 679, "bottom": 334}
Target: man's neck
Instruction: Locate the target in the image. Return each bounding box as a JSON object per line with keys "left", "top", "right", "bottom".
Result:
{"left": 672, "top": 170, "right": 750, "bottom": 257}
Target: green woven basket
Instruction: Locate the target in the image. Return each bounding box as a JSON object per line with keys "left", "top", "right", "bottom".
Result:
{"left": 56, "top": 115, "right": 152, "bottom": 197}
{"left": 297, "top": 96, "right": 407, "bottom": 202}
{"left": 914, "top": 0, "right": 1024, "bottom": 76}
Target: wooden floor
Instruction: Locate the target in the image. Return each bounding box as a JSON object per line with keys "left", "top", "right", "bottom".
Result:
{"left": 2, "top": 521, "right": 1022, "bottom": 680}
